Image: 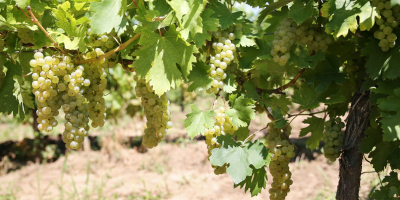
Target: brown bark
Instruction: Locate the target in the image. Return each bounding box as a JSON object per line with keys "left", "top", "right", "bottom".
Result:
{"left": 336, "top": 85, "right": 370, "bottom": 200}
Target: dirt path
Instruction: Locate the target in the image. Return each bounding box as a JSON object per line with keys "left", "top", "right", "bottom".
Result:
{"left": 0, "top": 141, "right": 376, "bottom": 200}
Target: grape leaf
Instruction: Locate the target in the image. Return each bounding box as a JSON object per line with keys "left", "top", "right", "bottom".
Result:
{"left": 360, "top": 127, "right": 383, "bottom": 153}
{"left": 210, "top": 1, "right": 243, "bottom": 30}
{"left": 299, "top": 116, "right": 325, "bottom": 150}
{"left": 257, "top": 0, "right": 292, "bottom": 25}
{"left": 184, "top": 104, "right": 216, "bottom": 139}
{"left": 133, "top": 25, "right": 197, "bottom": 95}
{"left": 362, "top": 39, "right": 400, "bottom": 80}
{"left": 239, "top": 38, "right": 270, "bottom": 69}
{"left": 368, "top": 140, "right": 400, "bottom": 172}
{"left": 192, "top": 9, "right": 219, "bottom": 48}
{"left": 288, "top": 0, "right": 314, "bottom": 25}
{"left": 263, "top": 6, "right": 289, "bottom": 33}
{"left": 89, "top": 0, "right": 127, "bottom": 35}
{"left": 322, "top": 0, "right": 376, "bottom": 37}
{"left": 292, "top": 83, "right": 320, "bottom": 109}
{"left": 210, "top": 135, "right": 269, "bottom": 183}
{"left": 378, "top": 94, "right": 400, "bottom": 141}
{"left": 290, "top": 48, "right": 325, "bottom": 69}
{"left": 15, "top": 0, "right": 29, "bottom": 8}
{"left": 234, "top": 167, "right": 268, "bottom": 197}
{"left": 0, "top": 61, "right": 21, "bottom": 115}
{"left": 260, "top": 95, "right": 291, "bottom": 128}
{"left": 223, "top": 73, "right": 237, "bottom": 93}
{"left": 236, "top": 35, "right": 256, "bottom": 47}
{"left": 226, "top": 94, "right": 256, "bottom": 127}
{"left": 234, "top": 126, "right": 250, "bottom": 141}
{"left": 168, "top": 0, "right": 206, "bottom": 40}
{"left": 13, "top": 75, "right": 34, "bottom": 109}
{"left": 186, "top": 61, "right": 212, "bottom": 92}
{"left": 302, "top": 54, "right": 346, "bottom": 93}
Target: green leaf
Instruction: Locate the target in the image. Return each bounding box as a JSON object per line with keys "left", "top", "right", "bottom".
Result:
{"left": 56, "top": 35, "right": 80, "bottom": 50}
{"left": 360, "top": 127, "right": 383, "bottom": 153}
{"left": 187, "top": 61, "right": 212, "bottom": 92}
{"left": 290, "top": 48, "right": 325, "bottom": 69}
{"left": 168, "top": 0, "right": 206, "bottom": 40}
{"left": 302, "top": 54, "right": 346, "bottom": 93}
{"left": 13, "top": 75, "right": 34, "bottom": 109}
{"left": 257, "top": 0, "right": 293, "bottom": 25}
{"left": 15, "top": 0, "right": 29, "bottom": 8}
{"left": 362, "top": 39, "right": 400, "bottom": 80}
{"left": 234, "top": 167, "right": 268, "bottom": 197}
{"left": 288, "top": 0, "right": 314, "bottom": 25}
{"left": 223, "top": 73, "right": 237, "bottom": 93}
{"left": 0, "top": 61, "right": 21, "bottom": 115}
{"left": 210, "top": 135, "right": 269, "bottom": 184}
{"left": 184, "top": 104, "right": 216, "bottom": 139}
{"left": 89, "top": 0, "right": 127, "bottom": 35}
{"left": 239, "top": 38, "right": 270, "bottom": 69}
{"left": 226, "top": 95, "right": 256, "bottom": 127}
{"left": 133, "top": 25, "right": 197, "bottom": 95}
{"left": 380, "top": 112, "right": 400, "bottom": 141}
{"left": 299, "top": 116, "right": 325, "bottom": 150}
{"left": 236, "top": 35, "right": 256, "bottom": 47}
{"left": 234, "top": 127, "right": 251, "bottom": 141}
{"left": 292, "top": 83, "right": 320, "bottom": 109}
{"left": 193, "top": 9, "right": 219, "bottom": 48}
{"left": 210, "top": 1, "right": 243, "bottom": 29}
{"left": 368, "top": 140, "right": 400, "bottom": 172}
{"left": 322, "top": 0, "right": 376, "bottom": 38}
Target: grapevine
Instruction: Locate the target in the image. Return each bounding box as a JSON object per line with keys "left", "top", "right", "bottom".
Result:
{"left": 0, "top": 0, "right": 398, "bottom": 199}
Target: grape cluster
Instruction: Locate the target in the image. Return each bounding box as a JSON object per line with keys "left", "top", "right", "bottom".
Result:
{"left": 271, "top": 19, "right": 296, "bottom": 66}
{"left": 17, "top": 28, "right": 34, "bottom": 44}
{"left": 295, "top": 23, "right": 333, "bottom": 53}
{"left": 322, "top": 117, "right": 345, "bottom": 162}
{"left": 266, "top": 123, "right": 295, "bottom": 200}
{"left": 182, "top": 83, "right": 197, "bottom": 103}
{"left": 30, "top": 49, "right": 108, "bottom": 150}
{"left": 206, "top": 24, "right": 241, "bottom": 94}
{"left": 270, "top": 19, "right": 333, "bottom": 66}
{"left": 134, "top": 76, "right": 172, "bottom": 148}
{"left": 204, "top": 106, "right": 238, "bottom": 175}
{"left": 86, "top": 28, "right": 116, "bottom": 51}
{"left": 371, "top": 0, "right": 400, "bottom": 51}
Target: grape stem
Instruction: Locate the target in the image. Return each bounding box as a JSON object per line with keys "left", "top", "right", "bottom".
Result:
{"left": 0, "top": 52, "right": 15, "bottom": 63}
{"left": 262, "top": 105, "right": 294, "bottom": 146}
{"left": 243, "top": 124, "right": 269, "bottom": 144}
{"left": 25, "top": 6, "right": 67, "bottom": 54}
{"left": 259, "top": 68, "right": 306, "bottom": 94}
{"left": 75, "top": 33, "right": 141, "bottom": 65}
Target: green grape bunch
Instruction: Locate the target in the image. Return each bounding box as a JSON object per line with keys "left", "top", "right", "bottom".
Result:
{"left": 371, "top": 0, "right": 400, "bottom": 51}
{"left": 266, "top": 123, "right": 295, "bottom": 200}
{"left": 270, "top": 18, "right": 333, "bottom": 66}
{"left": 30, "top": 48, "right": 108, "bottom": 150}
{"left": 206, "top": 24, "right": 242, "bottom": 94}
{"left": 86, "top": 28, "right": 116, "bottom": 52}
{"left": 134, "top": 75, "right": 172, "bottom": 148}
{"left": 322, "top": 117, "right": 345, "bottom": 162}
{"left": 204, "top": 106, "right": 238, "bottom": 175}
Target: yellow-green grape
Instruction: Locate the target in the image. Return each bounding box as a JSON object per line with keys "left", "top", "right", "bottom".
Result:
{"left": 270, "top": 18, "right": 297, "bottom": 66}
{"left": 86, "top": 28, "right": 116, "bottom": 50}
{"left": 17, "top": 28, "right": 34, "bottom": 44}
{"left": 371, "top": 0, "right": 399, "bottom": 51}
{"left": 266, "top": 123, "right": 294, "bottom": 200}
{"left": 206, "top": 25, "right": 240, "bottom": 94}
{"left": 204, "top": 106, "right": 238, "bottom": 175}
{"left": 322, "top": 117, "right": 344, "bottom": 162}
{"left": 134, "top": 75, "right": 172, "bottom": 148}
{"left": 31, "top": 51, "right": 61, "bottom": 135}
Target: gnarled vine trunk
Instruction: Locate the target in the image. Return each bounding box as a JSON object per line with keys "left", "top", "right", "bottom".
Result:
{"left": 336, "top": 82, "right": 370, "bottom": 200}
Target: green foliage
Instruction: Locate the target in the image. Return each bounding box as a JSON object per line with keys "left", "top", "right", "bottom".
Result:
{"left": 209, "top": 135, "right": 269, "bottom": 184}
{"left": 0, "top": 0, "right": 400, "bottom": 197}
